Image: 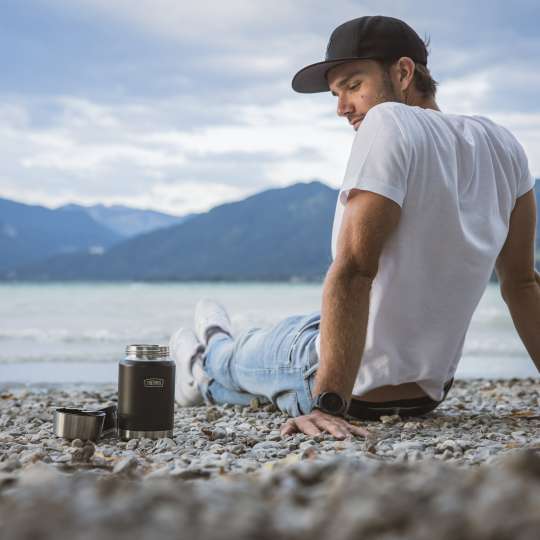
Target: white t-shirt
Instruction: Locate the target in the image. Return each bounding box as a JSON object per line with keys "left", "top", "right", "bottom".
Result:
{"left": 315, "top": 101, "right": 536, "bottom": 401}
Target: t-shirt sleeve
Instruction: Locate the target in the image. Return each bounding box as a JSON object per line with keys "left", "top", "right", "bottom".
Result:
{"left": 339, "top": 103, "right": 412, "bottom": 208}
{"left": 515, "top": 141, "right": 536, "bottom": 198}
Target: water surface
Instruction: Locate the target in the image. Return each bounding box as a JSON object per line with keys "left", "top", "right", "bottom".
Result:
{"left": 0, "top": 282, "right": 537, "bottom": 384}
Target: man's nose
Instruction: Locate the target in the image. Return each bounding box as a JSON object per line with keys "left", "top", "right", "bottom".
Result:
{"left": 337, "top": 94, "right": 353, "bottom": 117}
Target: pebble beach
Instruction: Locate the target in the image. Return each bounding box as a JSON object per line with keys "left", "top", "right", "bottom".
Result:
{"left": 1, "top": 378, "right": 539, "bottom": 539}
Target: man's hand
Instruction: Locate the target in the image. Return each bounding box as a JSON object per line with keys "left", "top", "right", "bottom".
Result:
{"left": 280, "top": 409, "right": 369, "bottom": 439}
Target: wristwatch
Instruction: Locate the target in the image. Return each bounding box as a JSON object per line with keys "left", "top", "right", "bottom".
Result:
{"left": 312, "top": 392, "right": 348, "bottom": 417}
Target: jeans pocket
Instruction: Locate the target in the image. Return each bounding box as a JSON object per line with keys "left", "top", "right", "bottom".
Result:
{"left": 287, "top": 318, "right": 320, "bottom": 364}
{"left": 275, "top": 390, "right": 302, "bottom": 417}
{"left": 303, "top": 362, "right": 319, "bottom": 405}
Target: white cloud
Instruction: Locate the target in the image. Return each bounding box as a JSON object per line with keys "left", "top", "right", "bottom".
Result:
{"left": 69, "top": 0, "right": 299, "bottom": 42}
{"left": 0, "top": 92, "right": 353, "bottom": 215}
{"left": 438, "top": 72, "right": 491, "bottom": 115}
{"left": 1, "top": 77, "right": 538, "bottom": 218}
{"left": 1, "top": 1, "right": 538, "bottom": 215}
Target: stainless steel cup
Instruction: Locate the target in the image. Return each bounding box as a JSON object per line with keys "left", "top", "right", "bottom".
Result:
{"left": 54, "top": 408, "right": 105, "bottom": 441}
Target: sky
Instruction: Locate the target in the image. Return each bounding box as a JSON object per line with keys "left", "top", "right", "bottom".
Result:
{"left": 0, "top": 0, "right": 539, "bottom": 216}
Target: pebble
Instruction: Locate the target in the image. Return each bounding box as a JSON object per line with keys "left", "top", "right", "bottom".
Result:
{"left": 2, "top": 449, "right": 539, "bottom": 539}
{"left": 0, "top": 456, "right": 21, "bottom": 472}
{"left": 154, "top": 437, "right": 176, "bottom": 451}
{"left": 19, "top": 449, "right": 49, "bottom": 465}
{"left": 71, "top": 442, "right": 95, "bottom": 463}
{"left": 379, "top": 414, "right": 401, "bottom": 425}
{"left": 393, "top": 441, "right": 426, "bottom": 453}
{"left": 112, "top": 456, "right": 138, "bottom": 475}
{"left": 0, "top": 380, "right": 538, "bottom": 486}
{"left": 126, "top": 439, "right": 138, "bottom": 450}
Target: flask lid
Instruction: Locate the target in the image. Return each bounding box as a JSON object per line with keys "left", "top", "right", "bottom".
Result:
{"left": 125, "top": 344, "right": 162, "bottom": 359}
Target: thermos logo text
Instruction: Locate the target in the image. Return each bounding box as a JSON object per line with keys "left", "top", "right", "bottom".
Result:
{"left": 144, "top": 378, "right": 165, "bottom": 388}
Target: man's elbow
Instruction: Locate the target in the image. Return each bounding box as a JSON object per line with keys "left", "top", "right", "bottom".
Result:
{"left": 500, "top": 277, "right": 538, "bottom": 304}
{"left": 330, "top": 257, "right": 378, "bottom": 284}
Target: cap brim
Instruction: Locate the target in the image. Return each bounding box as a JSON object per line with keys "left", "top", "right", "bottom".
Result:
{"left": 291, "top": 57, "right": 368, "bottom": 93}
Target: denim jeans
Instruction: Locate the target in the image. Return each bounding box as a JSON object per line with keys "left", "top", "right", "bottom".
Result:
{"left": 200, "top": 310, "right": 452, "bottom": 419}
{"left": 200, "top": 311, "right": 322, "bottom": 417}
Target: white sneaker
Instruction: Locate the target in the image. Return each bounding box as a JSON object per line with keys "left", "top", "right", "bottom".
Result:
{"left": 168, "top": 327, "right": 208, "bottom": 407}
{"left": 194, "top": 298, "right": 233, "bottom": 346}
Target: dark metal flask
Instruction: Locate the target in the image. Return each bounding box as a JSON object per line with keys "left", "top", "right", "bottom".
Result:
{"left": 118, "top": 344, "right": 175, "bottom": 440}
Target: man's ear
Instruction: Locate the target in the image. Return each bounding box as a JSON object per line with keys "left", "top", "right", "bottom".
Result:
{"left": 397, "top": 57, "right": 415, "bottom": 88}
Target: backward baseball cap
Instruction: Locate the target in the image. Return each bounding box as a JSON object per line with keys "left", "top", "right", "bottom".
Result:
{"left": 292, "top": 15, "right": 428, "bottom": 93}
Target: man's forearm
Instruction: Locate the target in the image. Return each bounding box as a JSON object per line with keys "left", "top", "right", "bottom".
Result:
{"left": 503, "top": 271, "right": 540, "bottom": 372}
{"left": 313, "top": 262, "right": 373, "bottom": 400}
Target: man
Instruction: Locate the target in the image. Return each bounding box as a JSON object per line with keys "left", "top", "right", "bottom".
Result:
{"left": 170, "top": 15, "right": 539, "bottom": 439}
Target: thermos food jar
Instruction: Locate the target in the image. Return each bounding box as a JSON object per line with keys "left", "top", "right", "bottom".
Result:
{"left": 118, "top": 344, "right": 175, "bottom": 440}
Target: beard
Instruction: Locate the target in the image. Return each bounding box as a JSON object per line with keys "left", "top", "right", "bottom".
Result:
{"left": 375, "top": 68, "right": 405, "bottom": 105}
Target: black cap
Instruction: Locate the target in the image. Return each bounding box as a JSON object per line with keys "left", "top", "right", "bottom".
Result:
{"left": 292, "top": 16, "right": 428, "bottom": 93}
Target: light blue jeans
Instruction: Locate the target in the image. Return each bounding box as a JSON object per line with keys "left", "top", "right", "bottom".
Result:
{"left": 200, "top": 311, "right": 321, "bottom": 417}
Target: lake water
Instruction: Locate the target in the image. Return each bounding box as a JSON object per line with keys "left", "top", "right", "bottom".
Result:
{"left": 0, "top": 282, "right": 537, "bottom": 385}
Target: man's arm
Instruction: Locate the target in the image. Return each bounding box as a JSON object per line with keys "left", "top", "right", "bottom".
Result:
{"left": 313, "top": 188, "right": 401, "bottom": 398}
{"left": 281, "top": 188, "right": 401, "bottom": 438}
{"left": 495, "top": 188, "right": 540, "bottom": 371}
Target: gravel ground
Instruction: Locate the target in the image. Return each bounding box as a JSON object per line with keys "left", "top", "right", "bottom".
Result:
{"left": 1, "top": 378, "right": 539, "bottom": 539}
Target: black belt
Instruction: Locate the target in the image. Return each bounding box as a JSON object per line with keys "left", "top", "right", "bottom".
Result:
{"left": 347, "top": 378, "right": 454, "bottom": 421}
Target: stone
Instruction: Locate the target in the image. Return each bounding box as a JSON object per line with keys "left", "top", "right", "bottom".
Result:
{"left": 155, "top": 437, "right": 177, "bottom": 451}
{"left": 249, "top": 398, "right": 261, "bottom": 410}
{"left": 0, "top": 472, "right": 17, "bottom": 489}
{"left": 20, "top": 450, "right": 49, "bottom": 465}
{"left": 439, "top": 439, "right": 462, "bottom": 453}
{"left": 112, "top": 456, "right": 138, "bottom": 475}
{"left": 379, "top": 414, "right": 401, "bottom": 425}
{"left": 52, "top": 453, "right": 72, "bottom": 463}
{"left": 0, "top": 456, "right": 21, "bottom": 472}
{"left": 170, "top": 466, "right": 211, "bottom": 480}
{"left": 72, "top": 442, "right": 95, "bottom": 463}
{"left": 442, "top": 449, "right": 454, "bottom": 460}
{"left": 126, "top": 439, "right": 138, "bottom": 450}
{"left": 393, "top": 441, "right": 426, "bottom": 453}
{"left": 252, "top": 441, "right": 280, "bottom": 451}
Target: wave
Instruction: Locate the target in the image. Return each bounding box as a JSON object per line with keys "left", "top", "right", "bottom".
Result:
{"left": 0, "top": 328, "right": 170, "bottom": 343}
{"left": 462, "top": 338, "right": 527, "bottom": 357}
{"left": 0, "top": 356, "right": 118, "bottom": 364}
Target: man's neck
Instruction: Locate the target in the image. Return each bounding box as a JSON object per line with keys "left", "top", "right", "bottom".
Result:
{"left": 414, "top": 96, "right": 441, "bottom": 112}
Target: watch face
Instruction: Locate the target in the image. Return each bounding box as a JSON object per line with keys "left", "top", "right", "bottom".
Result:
{"left": 320, "top": 392, "right": 344, "bottom": 413}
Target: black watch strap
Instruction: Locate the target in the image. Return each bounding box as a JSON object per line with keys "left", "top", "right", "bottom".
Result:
{"left": 312, "top": 392, "right": 348, "bottom": 417}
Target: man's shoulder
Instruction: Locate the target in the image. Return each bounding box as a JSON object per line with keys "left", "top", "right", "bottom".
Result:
{"left": 359, "top": 102, "right": 413, "bottom": 144}
{"left": 365, "top": 101, "right": 406, "bottom": 119}
{"left": 469, "top": 114, "right": 526, "bottom": 158}
{"left": 470, "top": 114, "right": 518, "bottom": 141}
{"left": 364, "top": 102, "right": 418, "bottom": 131}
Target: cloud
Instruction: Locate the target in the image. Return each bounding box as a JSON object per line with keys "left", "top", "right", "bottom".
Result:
{"left": 0, "top": 0, "right": 538, "bottom": 214}
{"left": 0, "top": 93, "right": 353, "bottom": 214}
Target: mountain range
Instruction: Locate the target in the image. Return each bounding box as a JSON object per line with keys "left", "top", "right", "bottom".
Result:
{"left": 0, "top": 198, "right": 121, "bottom": 273}
{"left": 9, "top": 181, "right": 337, "bottom": 281}
{"left": 1, "top": 179, "right": 539, "bottom": 281}
{"left": 0, "top": 199, "right": 189, "bottom": 274}
{"left": 59, "top": 203, "right": 192, "bottom": 237}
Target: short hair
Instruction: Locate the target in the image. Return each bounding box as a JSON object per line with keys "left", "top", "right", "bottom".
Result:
{"left": 411, "top": 62, "right": 439, "bottom": 99}
{"left": 378, "top": 36, "right": 439, "bottom": 99}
